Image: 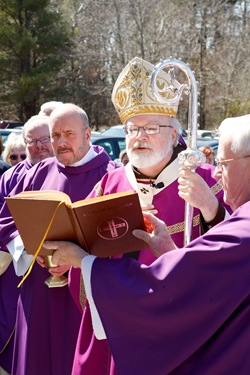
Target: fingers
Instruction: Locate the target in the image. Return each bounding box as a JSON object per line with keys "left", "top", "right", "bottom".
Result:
{"left": 48, "top": 265, "right": 70, "bottom": 275}
{"left": 36, "top": 255, "right": 46, "bottom": 268}
{"left": 141, "top": 204, "right": 158, "bottom": 215}
{"left": 133, "top": 229, "right": 152, "bottom": 244}
{"left": 43, "top": 241, "right": 60, "bottom": 250}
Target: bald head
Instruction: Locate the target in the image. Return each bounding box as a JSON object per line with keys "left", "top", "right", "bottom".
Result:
{"left": 39, "top": 101, "right": 64, "bottom": 117}
{"left": 49, "top": 103, "right": 89, "bottom": 129}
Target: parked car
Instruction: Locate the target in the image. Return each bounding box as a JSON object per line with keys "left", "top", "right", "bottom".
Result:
{"left": 91, "top": 134, "right": 126, "bottom": 160}
{"left": 101, "top": 125, "right": 125, "bottom": 137}
{"left": 0, "top": 120, "right": 24, "bottom": 129}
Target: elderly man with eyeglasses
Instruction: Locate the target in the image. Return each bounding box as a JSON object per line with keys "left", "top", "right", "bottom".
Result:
{"left": 59, "top": 57, "right": 231, "bottom": 375}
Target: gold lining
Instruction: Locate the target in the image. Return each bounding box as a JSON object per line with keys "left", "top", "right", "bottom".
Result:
{"left": 79, "top": 275, "right": 86, "bottom": 311}
{"left": 167, "top": 214, "right": 200, "bottom": 235}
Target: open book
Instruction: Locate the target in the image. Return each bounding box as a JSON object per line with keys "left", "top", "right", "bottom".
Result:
{"left": 5, "top": 190, "right": 147, "bottom": 258}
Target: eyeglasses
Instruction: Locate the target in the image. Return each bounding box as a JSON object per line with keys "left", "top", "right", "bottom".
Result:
{"left": 9, "top": 154, "right": 26, "bottom": 161}
{"left": 215, "top": 155, "right": 250, "bottom": 171}
{"left": 25, "top": 136, "right": 50, "bottom": 146}
{"left": 124, "top": 124, "right": 173, "bottom": 137}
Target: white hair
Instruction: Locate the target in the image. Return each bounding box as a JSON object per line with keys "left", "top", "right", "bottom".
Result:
{"left": 219, "top": 114, "right": 250, "bottom": 156}
{"left": 22, "top": 115, "right": 49, "bottom": 139}
{"left": 168, "top": 117, "right": 183, "bottom": 147}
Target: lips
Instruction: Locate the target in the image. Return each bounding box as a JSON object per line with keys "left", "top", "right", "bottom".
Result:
{"left": 57, "top": 148, "right": 72, "bottom": 154}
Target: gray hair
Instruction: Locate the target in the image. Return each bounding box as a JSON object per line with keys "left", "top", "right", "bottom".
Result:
{"left": 22, "top": 115, "right": 49, "bottom": 139}
{"left": 168, "top": 117, "right": 183, "bottom": 147}
{"left": 219, "top": 114, "right": 250, "bottom": 156}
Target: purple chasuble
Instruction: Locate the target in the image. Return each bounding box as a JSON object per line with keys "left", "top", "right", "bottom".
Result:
{"left": 0, "top": 158, "right": 33, "bottom": 210}
{"left": 0, "top": 146, "right": 118, "bottom": 375}
{"left": 91, "top": 203, "right": 250, "bottom": 375}
{"left": 71, "top": 161, "right": 229, "bottom": 375}
{"left": 0, "top": 158, "right": 32, "bottom": 373}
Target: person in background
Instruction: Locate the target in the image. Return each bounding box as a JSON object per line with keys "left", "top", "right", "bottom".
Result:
{"left": 199, "top": 145, "right": 215, "bottom": 165}
{"left": 63, "top": 57, "right": 230, "bottom": 375}
{"left": 39, "top": 100, "right": 63, "bottom": 117}
{"left": 0, "top": 115, "right": 54, "bottom": 375}
{"left": 0, "top": 103, "right": 118, "bottom": 375}
{"left": 2, "top": 133, "right": 26, "bottom": 166}
{"left": 119, "top": 149, "right": 129, "bottom": 166}
{"left": 44, "top": 113, "right": 250, "bottom": 375}
{"left": 0, "top": 137, "right": 11, "bottom": 176}
{"left": 0, "top": 115, "right": 54, "bottom": 208}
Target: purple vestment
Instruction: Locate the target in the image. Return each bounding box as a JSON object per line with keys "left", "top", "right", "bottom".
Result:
{"left": 0, "top": 146, "right": 118, "bottom": 375}
{"left": 0, "top": 158, "right": 33, "bottom": 209}
{"left": 91, "top": 202, "right": 250, "bottom": 375}
{"left": 0, "top": 158, "right": 33, "bottom": 373}
{"left": 71, "top": 160, "right": 229, "bottom": 375}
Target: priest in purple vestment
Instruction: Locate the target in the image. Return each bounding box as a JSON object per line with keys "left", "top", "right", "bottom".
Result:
{"left": 44, "top": 115, "right": 250, "bottom": 375}
{"left": 63, "top": 57, "right": 230, "bottom": 375}
{"left": 0, "top": 104, "right": 118, "bottom": 375}
{"left": 0, "top": 115, "right": 54, "bottom": 375}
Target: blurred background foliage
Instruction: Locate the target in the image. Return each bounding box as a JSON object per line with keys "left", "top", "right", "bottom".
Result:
{"left": 0, "top": 0, "right": 250, "bottom": 130}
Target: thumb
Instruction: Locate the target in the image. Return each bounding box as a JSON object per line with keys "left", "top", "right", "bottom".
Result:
{"left": 43, "top": 241, "right": 59, "bottom": 250}
{"left": 133, "top": 229, "right": 151, "bottom": 244}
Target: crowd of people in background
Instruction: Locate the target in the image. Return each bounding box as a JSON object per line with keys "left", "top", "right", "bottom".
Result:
{"left": 0, "top": 57, "right": 249, "bottom": 375}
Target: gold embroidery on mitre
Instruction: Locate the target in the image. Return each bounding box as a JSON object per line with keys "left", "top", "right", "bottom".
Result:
{"left": 167, "top": 214, "right": 200, "bottom": 235}
{"left": 112, "top": 57, "right": 180, "bottom": 124}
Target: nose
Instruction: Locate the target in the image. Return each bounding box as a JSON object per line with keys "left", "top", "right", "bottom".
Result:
{"left": 35, "top": 139, "right": 44, "bottom": 147}
{"left": 57, "top": 135, "right": 67, "bottom": 145}
{"left": 136, "top": 127, "right": 148, "bottom": 139}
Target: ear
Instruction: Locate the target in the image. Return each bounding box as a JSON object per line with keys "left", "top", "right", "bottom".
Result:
{"left": 85, "top": 127, "right": 91, "bottom": 141}
{"left": 172, "top": 127, "right": 177, "bottom": 145}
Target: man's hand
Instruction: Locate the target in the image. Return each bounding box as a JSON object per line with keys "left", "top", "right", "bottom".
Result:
{"left": 43, "top": 241, "right": 89, "bottom": 269}
{"left": 178, "top": 168, "right": 218, "bottom": 222}
{"left": 133, "top": 212, "right": 177, "bottom": 257}
{"left": 36, "top": 254, "right": 70, "bottom": 275}
{"left": 141, "top": 203, "right": 158, "bottom": 215}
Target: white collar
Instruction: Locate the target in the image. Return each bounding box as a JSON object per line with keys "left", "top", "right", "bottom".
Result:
{"left": 125, "top": 158, "right": 181, "bottom": 206}
{"left": 70, "top": 145, "right": 97, "bottom": 167}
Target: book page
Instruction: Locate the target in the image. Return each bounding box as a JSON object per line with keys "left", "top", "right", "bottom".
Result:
{"left": 71, "top": 190, "right": 134, "bottom": 208}
{"left": 6, "top": 190, "right": 72, "bottom": 204}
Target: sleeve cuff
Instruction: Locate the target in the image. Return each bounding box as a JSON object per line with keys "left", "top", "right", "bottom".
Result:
{"left": 81, "top": 255, "right": 107, "bottom": 340}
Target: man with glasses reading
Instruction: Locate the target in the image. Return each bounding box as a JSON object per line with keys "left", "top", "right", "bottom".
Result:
{"left": 66, "top": 57, "right": 230, "bottom": 375}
